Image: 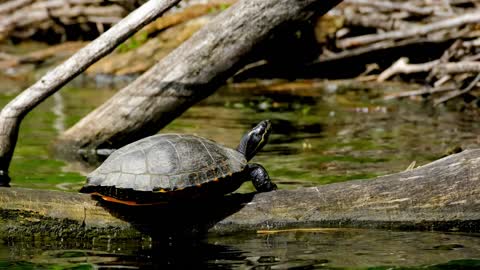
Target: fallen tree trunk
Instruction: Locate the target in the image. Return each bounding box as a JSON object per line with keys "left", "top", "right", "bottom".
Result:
{"left": 2, "top": 149, "right": 480, "bottom": 240}
{"left": 55, "top": 0, "right": 342, "bottom": 158}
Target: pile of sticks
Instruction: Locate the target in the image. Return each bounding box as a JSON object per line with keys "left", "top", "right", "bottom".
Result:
{"left": 0, "top": 0, "right": 149, "bottom": 42}
{"left": 326, "top": 0, "right": 480, "bottom": 104}
{"left": 1, "top": 0, "right": 479, "bottom": 104}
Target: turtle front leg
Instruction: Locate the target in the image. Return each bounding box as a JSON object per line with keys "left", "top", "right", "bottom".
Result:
{"left": 246, "top": 163, "right": 277, "bottom": 192}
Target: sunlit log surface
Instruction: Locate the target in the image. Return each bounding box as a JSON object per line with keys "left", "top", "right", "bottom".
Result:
{"left": 1, "top": 149, "right": 480, "bottom": 240}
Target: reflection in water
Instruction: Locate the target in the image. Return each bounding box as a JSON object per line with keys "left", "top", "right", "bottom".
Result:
{"left": 2, "top": 230, "right": 480, "bottom": 269}
{"left": 1, "top": 240, "right": 245, "bottom": 269}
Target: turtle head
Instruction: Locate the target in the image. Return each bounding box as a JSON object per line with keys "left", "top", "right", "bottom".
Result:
{"left": 237, "top": 120, "right": 272, "bottom": 161}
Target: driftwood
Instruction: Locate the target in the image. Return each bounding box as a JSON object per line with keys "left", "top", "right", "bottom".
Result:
{"left": 433, "top": 73, "right": 480, "bottom": 105}
{"left": 234, "top": 1, "right": 480, "bottom": 83}
{"left": 0, "top": 0, "right": 180, "bottom": 186}
{"left": 55, "top": 0, "right": 342, "bottom": 156}
{"left": 377, "top": 57, "right": 439, "bottom": 82}
{"left": 344, "top": 0, "right": 452, "bottom": 17}
{"left": 1, "top": 149, "right": 480, "bottom": 240}
{"left": 337, "top": 11, "right": 480, "bottom": 49}
{"left": 322, "top": 1, "right": 480, "bottom": 103}
{"left": 235, "top": 0, "right": 476, "bottom": 103}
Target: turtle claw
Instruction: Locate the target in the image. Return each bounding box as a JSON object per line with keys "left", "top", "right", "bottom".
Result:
{"left": 248, "top": 163, "right": 276, "bottom": 192}
{"left": 255, "top": 180, "right": 277, "bottom": 192}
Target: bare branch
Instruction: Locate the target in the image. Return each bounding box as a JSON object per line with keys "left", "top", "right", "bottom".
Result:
{"left": 377, "top": 57, "right": 439, "bottom": 82}
{"left": 0, "top": 0, "right": 33, "bottom": 15}
{"left": 0, "top": 0, "right": 181, "bottom": 186}
{"left": 433, "top": 61, "right": 480, "bottom": 74}
{"left": 337, "top": 11, "right": 480, "bottom": 49}
{"left": 344, "top": 0, "right": 450, "bottom": 16}
{"left": 434, "top": 73, "right": 480, "bottom": 105}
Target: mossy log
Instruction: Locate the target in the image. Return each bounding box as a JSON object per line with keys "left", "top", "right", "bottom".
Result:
{"left": 1, "top": 149, "right": 480, "bottom": 241}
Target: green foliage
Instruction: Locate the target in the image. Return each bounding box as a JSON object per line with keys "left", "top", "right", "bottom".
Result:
{"left": 208, "top": 3, "right": 231, "bottom": 13}
{"left": 117, "top": 31, "right": 149, "bottom": 53}
{"left": 301, "top": 105, "right": 311, "bottom": 115}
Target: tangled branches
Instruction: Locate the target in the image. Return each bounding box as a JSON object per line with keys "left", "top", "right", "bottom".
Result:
{"left": 323, "top": 0, "right": 480, "bottom": 104}
{"left": 0, "top": 0, "right": 148, "bottom": 42}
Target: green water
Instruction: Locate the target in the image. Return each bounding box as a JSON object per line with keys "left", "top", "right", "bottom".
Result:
{"left": 2, "top": 229, "right": 480, "bottom": 269}
{"left": 1, "top": 79, "right": 480, "bottom": 268}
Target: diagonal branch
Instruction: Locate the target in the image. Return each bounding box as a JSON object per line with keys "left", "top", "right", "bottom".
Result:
{"left": 0, "top": 0, "right": 181, "bottom": 186}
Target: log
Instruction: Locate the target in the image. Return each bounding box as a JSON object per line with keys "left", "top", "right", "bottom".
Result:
{"left": 2, "top": 148, "right": 480, "bottom": 241}
{"left": 433, "top": 61, "right": 480, "bottom": 74}
{"left": 56, "top": 0, "right": 342, "bottom": 156}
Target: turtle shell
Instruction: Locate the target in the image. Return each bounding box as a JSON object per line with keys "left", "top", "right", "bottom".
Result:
{"left": 80, "top": 134, "right": 247, "bottom": 205}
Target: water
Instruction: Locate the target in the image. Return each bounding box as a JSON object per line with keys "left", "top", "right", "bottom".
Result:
{"left": 2, "top": 230, "right": 480, "bottom": 269}
{"left": 1, "top": 79, "right": 480, "bottom": 268}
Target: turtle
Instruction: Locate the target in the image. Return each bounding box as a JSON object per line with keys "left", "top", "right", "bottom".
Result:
{"left": 80, "top": 120, "right": 277, "bottom": 205}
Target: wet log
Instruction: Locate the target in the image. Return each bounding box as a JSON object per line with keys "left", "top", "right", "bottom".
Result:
{"left": 55, "top": 0, "right": 342, "bottom": 158}
{"left": 1, "top": 149, "right": 480, "bottom": 241}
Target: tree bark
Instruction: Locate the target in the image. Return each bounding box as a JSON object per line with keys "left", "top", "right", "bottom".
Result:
{"left": 55, "top": 0, "right": 343, "bottom": 156}
{"left": 1, "top": 149, "right": 480, "bottom": 240}
{"left": 0, "top": 0, "right": 180, "bottom": 186}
